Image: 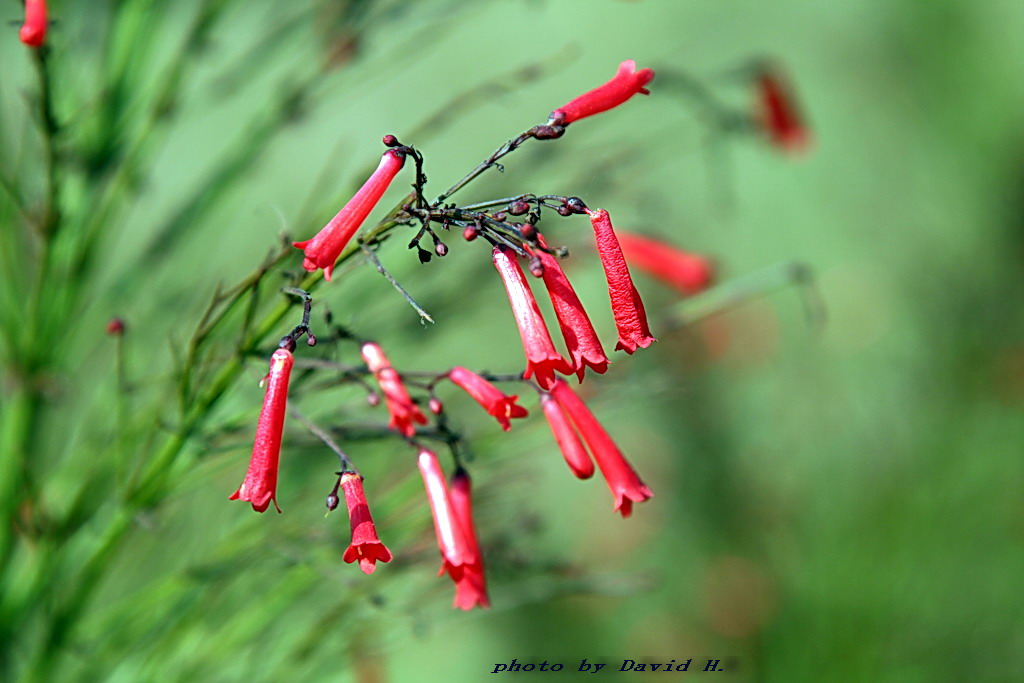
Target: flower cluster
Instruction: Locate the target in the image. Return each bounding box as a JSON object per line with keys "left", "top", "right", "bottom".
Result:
{"left": 222, "top": 59, "right": 734, "bottom": 609}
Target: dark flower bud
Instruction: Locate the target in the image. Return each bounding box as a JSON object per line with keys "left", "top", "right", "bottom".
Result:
{"left": 367, "top": 392, "right": 381, "bottom": 407}
{"left": 520, "top": 223, "right": 537, "bottom": 240}
{"left": 565, "top": 197, "right": 587, "bottom": 214}
{"left": 429, "top": 397, "right": 444, "bottom": 414}
{"left": 529, "top": 257, "right": 545, "bottom": 278}
{"left": 532, "top": 124, "right": 566, "bottom": 140}
{"left": 492, "top": 212, "right": 507, "bottom": 222}
{"left": 306, "top": 334, "right": 317, "bottom": 347}
{"left": 105, "top": 317, "right": 126, "bottom": 336}
{"left": 326, "top": 493, "right": 340, "bottom": 511}
{"left": 463, "top": 226, "right": 479, "bottom": 241}
{"left": 556, "top": 205, "right": 572, "bottom": 217}
{"left": 417, "top": 247, "right": 432, "bottom": 263}
{"left": 434, "top": 242, "right": 448, "bottom": 257}
{"left": 382, "top": 134, "right": 399, "bottom": 147}
{"left": 507, "top": 200, "right": 530, "bottom": 216}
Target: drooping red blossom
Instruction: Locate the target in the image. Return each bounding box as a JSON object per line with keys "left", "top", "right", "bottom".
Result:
{"left": 293, "top": 147, "right": 406, "bottom": 281}
{"left": 756, "top": 67, "right": 809, "bottom": 153}
{"left": 586, "top": 209, "right": 656, "bottom": 354}
{"left": 418, "top": 449, "right": 475, "bottom": 575}
{"left": 19, "top": 0, "right": 47, "bottom": 47}
{"left": 615, "top": 230, "right": 715, "bottom": 296}
{"left": 528, "top": 238, "right": 610, "bottom": 381}
{"left": 549, "top": 60, "right": 654, "bottom": 126}
{"left": 549, "top": 379, "right": 652, "bottom": 517}
{"left": 230, "top": 348, "right": 294, "bottom": 512}
{"left": 448, "top": 366, "right": 528, "bottom": 431}
{"left": 361, "top": 341, "right": 427, "bottom": 438}
{"left": 491, "top": 246, "right": 573, "bottom": 389}
{"left": 340, "top": 473, "right": 393, "bottom": 574}
{"left": 540, "top": 392, "right": 594, "bottom": 480}
{"left": 448, "top": 470, "right": 490, "bottom": 610}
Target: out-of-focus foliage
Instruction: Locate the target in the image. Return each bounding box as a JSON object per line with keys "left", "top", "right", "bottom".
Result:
{"left": 1, "top": 0, "right": 1022, "bottom": 681}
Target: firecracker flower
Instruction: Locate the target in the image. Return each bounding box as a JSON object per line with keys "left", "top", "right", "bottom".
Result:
{"left": 230, "top": 348, "right": 294, "bottom": 512}
{"left": 491, "top": 246, "right": 573, "bottom": 389}
{"left": 540, "top": 392, "right": 594, "bottom": 480}
{"left": 756, "top": 67, "right": 809, "bottom": 152}
{"left": 586, "top": 208, "right": 656, "bottom": 354}
{"left": 615, "top": 230, "right": 714, "bottom": 296}
{"left": 293, "top": 147, "right": 407, "bottom": 281}
{"left": 361, "top": 341, "right": 427, "bottom": 438}
{"left": 548, "top": 60, "right": 655, "bottom": 126}
{"left": 418, "top": 449, "right": 475, "bottom": 576}
{"left": 19, "top": 0, "right": 47, "bottom": 47}
{"left": 340, "top": 472, "right": 393, "bottom": 574}
{"left": 529, "top": 238, "right": 610, "bottom": 381}
{"left": 549, "top": 379, "right": 653, "bottom": 517}
{"left": 449, "top": 469, "right": 490, "bottom": 610}
{"left": 448, "top": 366, "right": 528, "bottom": 431}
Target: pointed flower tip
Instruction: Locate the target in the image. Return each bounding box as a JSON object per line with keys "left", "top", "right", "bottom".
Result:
{"left": 550, "top": 59, "right": 655, "bottom": 126}
{"left": 232, "top": 348, "right": 293, "bottom": 513}
{"left": 292, "top": 147, "right": 407, "bottom": 280}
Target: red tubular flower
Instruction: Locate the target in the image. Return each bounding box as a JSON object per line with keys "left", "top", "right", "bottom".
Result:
{"left": 361, "top": 341, "right": 427, "bottom": 438}
{"left": 549, "top": 379, "right": 652, "bottom": 517}
{"left": 448, "top": 470, "right": 490, "bottom": 610}
{"left": 528, "top": 238, "right": 610, "bottom": 381}
{"left": 230, "top": 348, "right": 293, "bottom": 513}
{"left": 549, "top": 60, "right": 654, "bottom": 126}
{"left": 586, "top": 209, "right": 656, "bottom": 354}
{"left": 418, "top": 449, "right": 475, "bottom": 575}
{"left": 540, "top": 392, "right": 594, "bottom": 480}
{"left": 756, "top": 67, "right": 809, "bottom": 153}
{"left": 293, "top": 148, "right": 406, "bottom": 281}
{"left": 448, "top": 366, "right": 528, "bottom": 431}
{"left": 615, "top": 230, "right": 714, "bottom": 296}
{"left": 19, "top": 0, "right": 47, "bottom": 47}
{"left": 340, "top": 473, "right": 393, "bottom": 574}
{"left": 491, "top": 246, "right": 573, "bottom": 389}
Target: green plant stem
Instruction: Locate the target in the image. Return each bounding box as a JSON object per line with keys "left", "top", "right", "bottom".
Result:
{"left": 23, "top": 209, "right": 408, "bottom": 681}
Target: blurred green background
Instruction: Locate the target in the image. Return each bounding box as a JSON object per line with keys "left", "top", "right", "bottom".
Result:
{"left": 2, "top": 0, "right": 1023, "bottom": 681}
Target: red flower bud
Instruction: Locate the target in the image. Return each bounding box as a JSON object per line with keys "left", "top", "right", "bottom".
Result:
{"left": 293, "top": 148, "right": 406, "bottom": 281}
{"left": 340, "top": 473, "right": 393, "bottom": 574}
{"left": 19, "top": 0, "right": 47, "bottom": 48}
{"left": 549, "top": 379, "right": 652, "bottom": 517}
{"left": 614, "top": 230, "right": 714, "bottom": 296}
{"left": 586, "top": 209, "right": 656, "bottom": 354}
{"left": 418, "top": 449, "right": 475, "bottom": 573}
{"left": 448, "top": 470, "right": 490, "bottom": 610}
{"left": 361, "top": 342, "right": 427, "bottom": 438}
{"left": 491, "top": 246, "right": 573, "bottom": 389}
{"left": 528, "top": 238, "right": 610, "bottom": 381}
{"left": 230, "top": 349, "right": 293, "bottom": 512}
{"left": 540, "top": 392, "right": 594, "bottom": 479}
{"left": 549, "top": 60, "right": 654, "bottom": 126}
{"left": 448, "top": 367, "right": 528, "bottom": 431}
{"left": 756, "top": 67, "right": 809, "bottom": 153}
